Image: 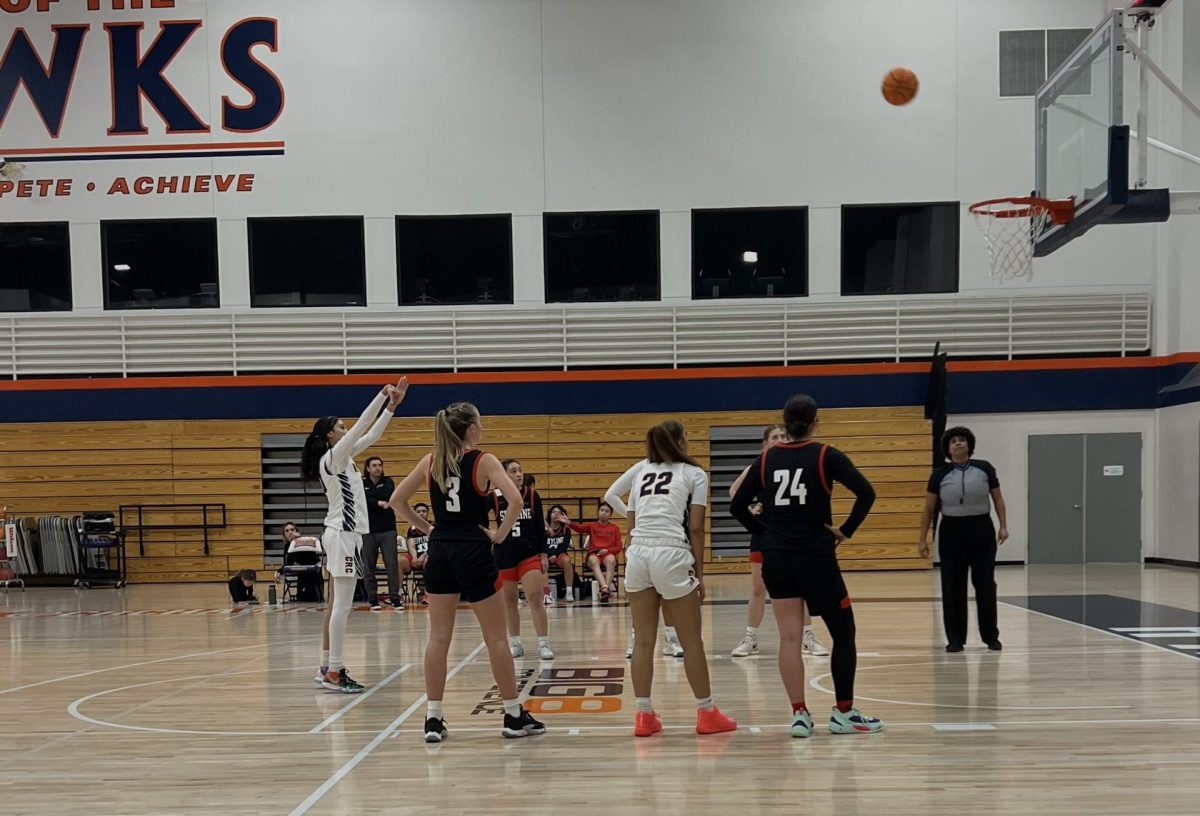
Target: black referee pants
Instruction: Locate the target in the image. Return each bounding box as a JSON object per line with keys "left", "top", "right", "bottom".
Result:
{"left": 938, "top": 514, "right": 999, "bottom": 646}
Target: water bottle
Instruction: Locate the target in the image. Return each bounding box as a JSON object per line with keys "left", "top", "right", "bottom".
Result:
{"left": 547, "top": 578, "right": 557, "bottom": 599}
{"left": 268, "top": 583, "right": 278, "bottom": 605}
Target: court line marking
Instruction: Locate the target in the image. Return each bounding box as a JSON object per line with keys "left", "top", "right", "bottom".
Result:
{"left": 806, "top": 661, "right": 1130, "bottom": 710}
{"left": 66, "top": 661, "right": 411, "bottom": 736}
{"left": 0, "top": 637, "right": 312, "bottom": 697}
{"left": 288, "top": 641, "right": 486, "bottom": 816}
{"left": 999, "top": 601, "right": 1200, "bottom": 662}
{"left": 309, "top": 664, "right": 412, "bottom": 733}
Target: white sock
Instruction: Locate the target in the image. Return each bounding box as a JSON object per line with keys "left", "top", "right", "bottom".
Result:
{"left": 538, "top": 636, "right": 550, "bottom": 647}
{"left": 696, "top": 696, "right": 714, "bottom": 711}
{"left": 327, "top": 576, "right": 355, "bottom": 670}
{"left": 566, "top": 588, "right": 574, "bottom": 599}
{"left": 746, "top": 627, "right": 758, "bottom": 639}
{"left": 502, "top": 699, "right": 521, "bottom": 718}
{"left": 427, "top": 701, "right": 443, "bottom": 720}
{"left": 635, "top": 697, "right": 654, "bottom": 713}
{"left": 320, "top": 649, "right": 329, "bottom": 668}
{"left": 665, "top": 626, "right": 679, "bottom": 641}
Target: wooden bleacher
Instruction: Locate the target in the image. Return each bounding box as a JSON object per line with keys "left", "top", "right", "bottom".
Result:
{"left": 0, "top": 407, "right": 930, "bottom": 582}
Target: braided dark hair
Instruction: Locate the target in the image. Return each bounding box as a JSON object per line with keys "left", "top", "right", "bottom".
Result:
{"left": 783, "top": 394, "right": 819, "bottom": 440}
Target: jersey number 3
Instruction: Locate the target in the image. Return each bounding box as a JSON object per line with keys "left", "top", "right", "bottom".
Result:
{"left": 639, "top": 471, "right": 673, "bottom": 497}
{"left": 772, "top": 469, "right": 808, "bottom": 505}
{"left": 445, "top": 476, "right": 461, "bottom": 512}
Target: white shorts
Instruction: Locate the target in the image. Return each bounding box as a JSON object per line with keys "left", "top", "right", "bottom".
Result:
{"left": 323, "top": 529, "right": 365, "bottom": 578}
{"left": 624, "top": 540, "right": 699, "bottom": 600}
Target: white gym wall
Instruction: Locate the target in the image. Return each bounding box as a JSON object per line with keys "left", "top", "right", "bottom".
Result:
{"left": 0, "top": 0, "right": 1153, "bottom": 310}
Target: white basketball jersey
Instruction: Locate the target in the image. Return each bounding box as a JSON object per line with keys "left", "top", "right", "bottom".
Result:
{"left": 626, "top": 460, "right": 708, "bottom": 545}
{"left": 320, "top": 450, "right": 369, "bottom": 534}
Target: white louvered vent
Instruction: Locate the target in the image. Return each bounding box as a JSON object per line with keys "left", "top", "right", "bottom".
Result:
{"left": 0, "top": 292, "right": 1151, "bottom": 378}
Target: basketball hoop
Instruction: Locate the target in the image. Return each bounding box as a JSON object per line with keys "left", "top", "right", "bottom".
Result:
{"left": 969, "top": 196, "right": 1074, "bottom": 282}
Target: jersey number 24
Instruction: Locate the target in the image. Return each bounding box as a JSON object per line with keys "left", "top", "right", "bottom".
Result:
{"left": 772, "top": 469, "right": 808, "bottom": 505}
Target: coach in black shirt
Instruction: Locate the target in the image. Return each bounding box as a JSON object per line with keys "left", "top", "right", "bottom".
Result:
{"left": 919, "top": 427, "right": 1009, "bottom": 653}
{"left": 361, "top": 456, "right": 400, "bottom": 609}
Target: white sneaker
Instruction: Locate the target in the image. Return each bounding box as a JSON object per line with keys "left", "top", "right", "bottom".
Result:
{"left": 565, "top": 590, "right": 575, "bottom": 603}
{"left": 803, "top": 630, "right": 829, "bottom": 656}
{"left": 313, "top": 669, "right": 326, "bottom": 687}
{"left": 731, "top": 636, "right": 759, "bottom": 657}
{"left": 510, "top": 640, "right": 525, "bottom": 658}
{"left": 663, "top": 636, "right": 684, "bottom": 658}
{"left": 626, "top": 633, "right": 635, "bottom": 659}
{"left": 539, "top": 642, "right": 555, "bottom": 660}
{"left": 543, "top": 593, "right": 555, "bottom": 607}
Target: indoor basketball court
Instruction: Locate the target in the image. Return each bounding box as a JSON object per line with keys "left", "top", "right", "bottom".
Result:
{"left": 2, "top": 0, "right": 1199, "bottom": 814}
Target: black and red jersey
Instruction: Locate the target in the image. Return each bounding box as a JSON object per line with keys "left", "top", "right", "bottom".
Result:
{"left": 428, "top": 448, "right": 492, "bottom": 540}
{"left": 730, "top": 440, "right": 875, "bottom": 552}
{"left": 493, "top": 486, "right": 546, "bottom": 554}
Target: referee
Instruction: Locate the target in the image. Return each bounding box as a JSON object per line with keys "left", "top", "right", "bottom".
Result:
{"left": 919, "top": 427, "right": 1009, "bottom": 653}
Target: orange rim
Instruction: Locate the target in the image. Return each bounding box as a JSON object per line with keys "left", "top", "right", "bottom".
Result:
{"left": 969, "top": 196, "right": 1075, "bottom": 225}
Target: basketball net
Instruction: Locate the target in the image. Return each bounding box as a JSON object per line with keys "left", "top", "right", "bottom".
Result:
{"left": 969, "top": 197, "right": 1073, "bottom": 283}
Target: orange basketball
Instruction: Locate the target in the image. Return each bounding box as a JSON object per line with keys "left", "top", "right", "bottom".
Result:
{"left": 882, "top": 67, "right": 919, "bottom": 106}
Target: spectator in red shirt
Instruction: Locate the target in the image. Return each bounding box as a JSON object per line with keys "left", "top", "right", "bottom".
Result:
{"left": 561, "top": 501, "right": 622, "bottom": 601}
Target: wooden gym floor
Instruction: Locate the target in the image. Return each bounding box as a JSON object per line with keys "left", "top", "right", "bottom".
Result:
{"left": 2, "top": 565, "right": 1198, "bottom": 815}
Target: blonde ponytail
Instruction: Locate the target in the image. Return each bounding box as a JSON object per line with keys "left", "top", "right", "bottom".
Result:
{"left": 431, "top": 402, "right": 480, "bottom": 491}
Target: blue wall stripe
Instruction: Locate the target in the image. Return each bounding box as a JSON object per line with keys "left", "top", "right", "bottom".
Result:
{"left": 1, "top": 361, "right": 1196, "bottom": 422}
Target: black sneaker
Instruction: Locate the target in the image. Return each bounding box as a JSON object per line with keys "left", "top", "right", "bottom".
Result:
{"left": 502, "top": 707, "right": 546, "bottom": 738}
{"left": 985, "top": 639, "right": 1003, "bottom": 651}
{"left": 945, "top": 643, "right": 964, "bottom": 653}
{"left": 389, "top": 595, "right": 405, "bottom": 610}
{"left": 369, "top": 600, "right": 382, "bottom": 611}
{"left": 424, "top": 717, "right": 448, "bottom": 743}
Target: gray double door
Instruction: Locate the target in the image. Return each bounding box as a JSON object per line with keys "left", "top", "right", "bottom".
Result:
{"left": 1027, "top": 433, "right": 1142, "bottom": 564}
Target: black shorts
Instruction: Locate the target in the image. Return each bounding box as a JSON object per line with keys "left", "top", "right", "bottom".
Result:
{"left": 760, "top": 548, "right": 850, "bottom": 617}
{"left": 493, "top": 540, "right": 541, "bottom": 571}
{"left": 424, "top": 537, "right": 500, "bottom": 603}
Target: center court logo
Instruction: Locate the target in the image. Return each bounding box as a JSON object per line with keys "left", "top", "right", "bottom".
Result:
{"left": 472, "top": 667, "right": 625, "bottom": 716}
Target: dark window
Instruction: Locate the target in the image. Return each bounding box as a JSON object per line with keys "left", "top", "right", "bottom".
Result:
{"left": 544, "top": 211, "right": 659, "bottom": 303}
{"left": 841, "top": 202, "right": 959, "bottom": 295}
{"left": 0, "top": 222, "right": 71, "bottom": 311}
{"left": 396, "top": 215, "right": 513, "bottom": 305}
{"left": 999, "top": 28, "right": 1093, "bottom": 97}
{"left": 102, "top": 219, "right": 219, "bottom": 309}
{"left": 691, "top": 207, "right": 807, "bottom": 299}
{"left": 249, "top": 217, "right": 365, "bottom": 308}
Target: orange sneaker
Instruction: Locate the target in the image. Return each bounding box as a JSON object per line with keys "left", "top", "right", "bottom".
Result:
{"left": 634, "top": 710, "right": 663, "bottom": 737}
{"left": 696, "top": 706, "right": 737, "bottom": 735}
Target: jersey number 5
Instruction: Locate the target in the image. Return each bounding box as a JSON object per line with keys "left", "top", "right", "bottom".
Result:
{"left": 772, "top": 469, "right": 808, "bottom": 505}
{"left": 445, "top": 476, "right": 461, "bottom": 512}
{"left": 639, "top": 471, "right": 673, "bottom": 497}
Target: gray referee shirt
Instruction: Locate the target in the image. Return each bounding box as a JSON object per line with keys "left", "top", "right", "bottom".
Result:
{"left": 927, "top": 460, "right": 999, "bottom": 517}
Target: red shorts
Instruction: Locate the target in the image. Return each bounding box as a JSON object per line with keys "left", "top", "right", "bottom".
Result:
{"left": 498, "top": 554, "right": 543, "bottom": 584}
{"left": 748, "top": 551, "right": 763, "bottom": 564}
{"left": 588, "top": 548, "right": 616, "bottom": 561}
{"left": 401, "top": 551, "right": 414, "bottom": 567}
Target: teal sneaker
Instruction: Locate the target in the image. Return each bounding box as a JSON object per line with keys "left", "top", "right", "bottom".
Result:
{"left": 790, "top": 709, "right": 815, "bottom": 738}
